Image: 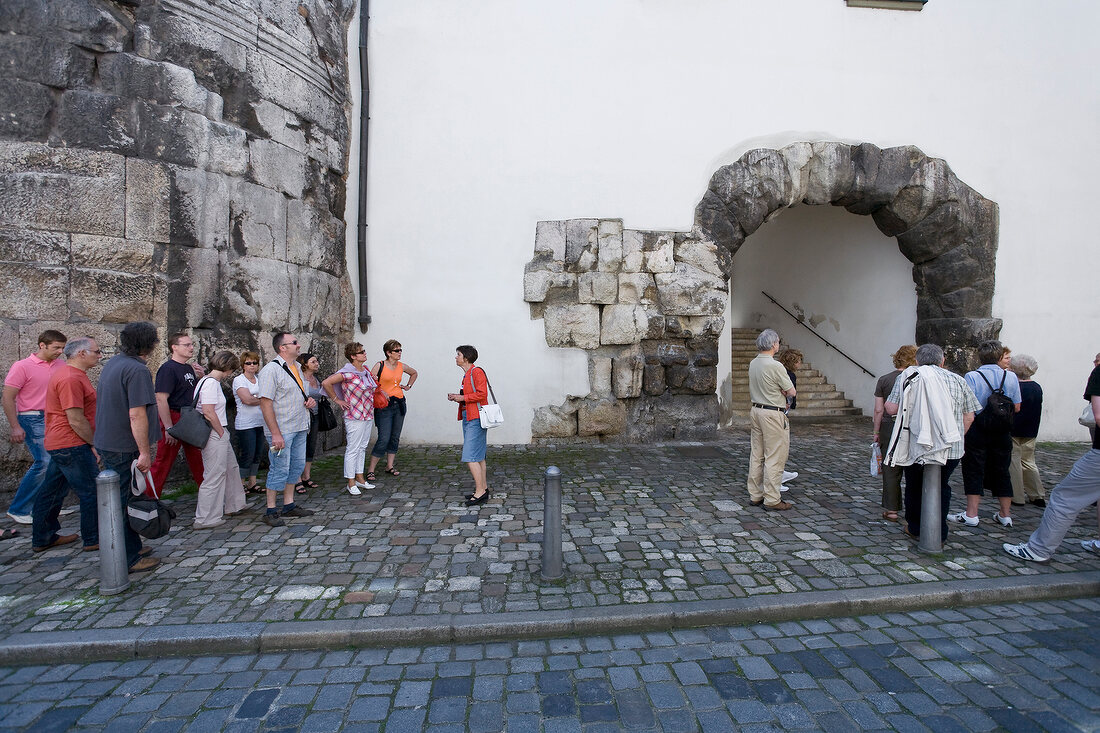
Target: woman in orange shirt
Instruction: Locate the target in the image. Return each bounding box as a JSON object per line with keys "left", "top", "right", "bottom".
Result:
{"left": 366, "top": 339, "right": 417, "bottom": 481}
{"left": 447, "top": 344, "right": 490, "bottom": 506}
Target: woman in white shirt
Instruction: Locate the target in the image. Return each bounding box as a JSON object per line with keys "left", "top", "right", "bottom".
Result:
{"left": 233, "top": 351, "right": 266, "bottom": 493}
{"left": 194, "top": 351, "right": 249, "bottom": 528}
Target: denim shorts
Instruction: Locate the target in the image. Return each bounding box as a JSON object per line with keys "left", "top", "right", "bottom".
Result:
{"left": 461, "top": 417, "right": 487, "bottom": 463}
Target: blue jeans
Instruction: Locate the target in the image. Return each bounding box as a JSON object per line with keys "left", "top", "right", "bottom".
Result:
{"left": 32, "top": 444, "right": 99, "bottom": 548}
{"left": 371, "top": 400, "right": 405, "bottom": 458}
{"left": 98, "top": 449, "right": 145, "bottom": 567}
{"left": 236, "top": 427, "right": 266, "bottom": 479}
{"left": 266, "top": 429, "right": 307, "bottom": 490}
{"left": 8, "top": 413, "right": 49, "bottom": 516}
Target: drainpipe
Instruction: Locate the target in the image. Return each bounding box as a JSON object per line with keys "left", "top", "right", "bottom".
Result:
{"left": 356, "top": 0, "right": 371, "bottom": 332}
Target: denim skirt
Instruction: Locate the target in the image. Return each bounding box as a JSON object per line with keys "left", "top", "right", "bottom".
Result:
{"left": 461, "top": 417, "right": 487, "bottom": 462}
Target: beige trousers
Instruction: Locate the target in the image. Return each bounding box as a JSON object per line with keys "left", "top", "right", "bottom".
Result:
{"left": 747, "top": 407, "right": 790, "bottom": 506}
{"left": 1010, "top": 436, "right": 1045, "bottom": 502}
{"left": 195, "top": 429, "right": 247, "bottom": 526}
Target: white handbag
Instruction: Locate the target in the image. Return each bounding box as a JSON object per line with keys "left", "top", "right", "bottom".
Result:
{"left": 1080, "top": 402, "right": 1096, "bottom": 427}
{"left": 477, "top": 368, "right": 504, "bottom": 429}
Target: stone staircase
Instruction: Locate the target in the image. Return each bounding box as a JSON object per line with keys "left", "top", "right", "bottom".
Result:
{"left": 730, "top": 328, "right": 863, "bottom": 419}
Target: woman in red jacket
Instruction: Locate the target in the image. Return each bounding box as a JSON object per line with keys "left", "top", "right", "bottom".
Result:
{"left": 447, "top": 344, "right": 490, "bottom": 506}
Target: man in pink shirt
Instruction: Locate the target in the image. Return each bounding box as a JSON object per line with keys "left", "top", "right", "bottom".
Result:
{"left": 3, "top": 330, "right": 67, "bottom": 524}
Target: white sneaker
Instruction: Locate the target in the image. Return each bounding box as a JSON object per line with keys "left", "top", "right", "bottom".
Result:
{"left": 1003, "top": 542, "right": 1050, "bottom": 563}
{"left": 1081, "top": 539, "right": 1100, "bottom": 553}
{"left": 993, "top": 512, "right": 1013, "bottom": 527}
{"left": 346, "top": 484, "right": 362, "bottom": 496}
{"left": 5, "top": 512, "right": 31, "bottom": 525}
{"left": 355, "top": 480, "right": 375, "bottom": 490}
{"left": 946, "top": 511, "right": 979, "bottom": 527}
{"left": 781, "top": 471, "right": 798, "bottom": 482}
{"left": 780, "top": 484, "right": 790, "bottom": 493}
{"left": 58, "top": 507, "right": 77, "bottom": 516}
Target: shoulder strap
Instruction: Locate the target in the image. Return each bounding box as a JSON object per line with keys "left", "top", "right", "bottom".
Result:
{"left": 998, "top": 370, "right": 1007, "bottom": 390}
{"left": 280, "top": 361, "right": 308, "bottom": 399}
{"left": 475, "top": 366, "right": 497, "bottom": 405}
{"left": 976, "top": 369, "right": 995, "bottom": 391}
{"left": 191, "top": 376, "right": 211, "bottom": 408}
{"left": 376, "top": 361, "right": 384, "bottom": 380}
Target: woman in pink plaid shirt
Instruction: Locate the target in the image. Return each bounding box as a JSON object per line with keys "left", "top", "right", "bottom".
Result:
{"left": 322, "top": 343, "right": 379, "bottom": 496}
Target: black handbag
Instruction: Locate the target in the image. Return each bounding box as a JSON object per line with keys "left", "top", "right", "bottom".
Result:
{"left": 127, "top": 463, "right": 176, "bottom": 539}
{"left": 317, "top": 396, "right": 338, "bottom": 431}
{"left": 167, "top": 377, "right": 213, "bottom": 448}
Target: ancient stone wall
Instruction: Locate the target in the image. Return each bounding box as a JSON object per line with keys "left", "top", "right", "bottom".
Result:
{"left": 0, "top": 0, "right": 356, "bottom": 471}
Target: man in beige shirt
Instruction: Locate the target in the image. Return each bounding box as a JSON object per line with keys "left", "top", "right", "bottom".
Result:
{"left": 747, "top": 329, "right": 796, "bottom": 510}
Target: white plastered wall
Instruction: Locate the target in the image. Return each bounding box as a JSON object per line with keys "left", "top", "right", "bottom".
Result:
{"left": 348, "top": 0, "right": 1100, "bottom": 443}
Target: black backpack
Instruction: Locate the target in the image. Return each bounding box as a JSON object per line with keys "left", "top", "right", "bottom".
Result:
{"left": 974, "top": 370, "right": 1014, "bottom": 431}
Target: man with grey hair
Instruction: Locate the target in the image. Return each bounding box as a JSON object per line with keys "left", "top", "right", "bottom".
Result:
{"left": 31, "top": 337, "right": 102, "bottom": 552}
{"left": 746, "top": 329, "right": 796, "bottom": 510}
{"left": 885, "top": 343, "right": 980, "bottom": 542}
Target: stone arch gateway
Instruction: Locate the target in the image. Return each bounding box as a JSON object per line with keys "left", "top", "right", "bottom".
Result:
{"left": 524, "top": 142, "right": 1000, "bottom": 443}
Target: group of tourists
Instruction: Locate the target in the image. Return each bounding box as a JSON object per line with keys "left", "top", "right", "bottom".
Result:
{"left": 1, "top": 322, "right": 495, "bottom": 574}
{"left": 747, "top": 327, "right": 1100, "bottom": 561}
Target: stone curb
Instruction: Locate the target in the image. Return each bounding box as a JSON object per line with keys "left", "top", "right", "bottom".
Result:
{"left": 2, "top": 571, "right": 1097, "bottom": 666}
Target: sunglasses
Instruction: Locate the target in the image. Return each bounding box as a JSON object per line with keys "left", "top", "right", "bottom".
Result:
{"left": 391, "top": 349, "right": 403, "bottom": 353}
{"left": 88, "top": 349, "right": 102, "bottom": 355}
{"left": 243, "top": 361, "right": 259, "bottom": 365}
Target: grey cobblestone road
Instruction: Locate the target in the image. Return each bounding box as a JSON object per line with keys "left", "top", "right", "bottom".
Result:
{"left": 1, "top": 598, "right": 1098, "bottom": 732}
{"left": 0, "top": 422, "right": 1096, "bottom": 638}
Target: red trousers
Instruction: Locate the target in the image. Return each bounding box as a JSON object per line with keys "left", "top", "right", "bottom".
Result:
{"left": 147, "top": 409, "right": 205, "bottom": 497}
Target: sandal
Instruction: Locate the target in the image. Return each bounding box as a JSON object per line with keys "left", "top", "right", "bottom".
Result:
{"left": 385, "top": 467, "right": 400, "bottom": 476}
{"left": 882, "top": 511, "right": 899, "bottom": 523}
{"left": 0, "top": 528, "right": 19, "bottom": 541}
{"left": 295, "top": 481, "right": 308, "bottom": 495}
{"left": 365, "top": 472, "right": 376, "bottom": 482}
{"left": 303, "top": 479, "right": 320, "bottom": 489}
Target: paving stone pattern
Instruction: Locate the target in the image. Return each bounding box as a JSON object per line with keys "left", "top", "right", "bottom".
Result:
{"left": 0, "top": 422, "right": 1095, "bottom": 636}
{"left": 1, "top": 599, "right": 1098, "bottom": 731}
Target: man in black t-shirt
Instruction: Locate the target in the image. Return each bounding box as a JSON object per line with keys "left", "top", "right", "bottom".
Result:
{"left": 148, "top": 333, "right": 205, "bottom": 495}
{"left": 1003, "top": 364, "right": 1100, "bottom": 562}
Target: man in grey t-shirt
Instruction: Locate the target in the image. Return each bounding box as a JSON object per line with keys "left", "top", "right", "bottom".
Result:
{"left": 93, "top": 321, "right": 162, "bottom": 574}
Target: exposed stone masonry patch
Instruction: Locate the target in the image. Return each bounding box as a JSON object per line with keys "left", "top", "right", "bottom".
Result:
{"left": 528, "top": 142, "right": 1000, "bottom": 441}
{"left": 0, "top": 0, "right": 356, "bottom": 469}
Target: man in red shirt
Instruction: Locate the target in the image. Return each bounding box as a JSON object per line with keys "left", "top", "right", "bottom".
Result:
{"left": 3, "top": 329, "right": 67, "bottom": 523}
{"left": 31, "top": 337, "right": 102, "bottom": 552}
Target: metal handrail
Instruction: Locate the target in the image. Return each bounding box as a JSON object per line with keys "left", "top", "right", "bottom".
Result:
{"left": 760, "top": 291, "right": 875, "bottom": 377}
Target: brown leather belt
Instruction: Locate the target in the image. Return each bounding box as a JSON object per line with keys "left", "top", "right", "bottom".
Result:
{"left": 752, "top": 403, "right": 784, "bottom": 411}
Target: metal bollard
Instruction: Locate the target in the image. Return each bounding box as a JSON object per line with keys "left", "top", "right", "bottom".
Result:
{"left": 918, "top": 464, "right": 943, "bottom": 553}
{"left": 541, "top": 466, "right": 563, "bottom": 580}
{"left": 96, "top": 469, "right": 130, "bottom": 595}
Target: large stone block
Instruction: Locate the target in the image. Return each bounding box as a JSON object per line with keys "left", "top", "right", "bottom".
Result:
{"left": 642, "top": 233, "right": 674, "bottom": 273}
{"left": 654, "top": 263, "right": 726, "bottom": 316}
{"left": 626, "top": 394, "right": 718, "bottom": 442}
{"left": 523, "top": 271, "right": 577, "bottom": 304}
{"left": 97, "top": 53, "right": 212, "bottom": 115}
{"left": 72, "top": 235, "right": 154, "bottom": 274}
{"left": 0, "top": 78, "right": 54, "bottom": 141}
{"left": 251, "top": 100, "right": 309, "bottom": 155}
{"left": 0, "top": 228, "right": 69, "bottom": 266}
{"left": 52, "top": 90, "right": 137, "bottom": 155}
{"left": 597, "top": 219, "right": 623, "bottom": 273}
{"left": 642, "top": 365, "right": 666, "bottom": 396}
{"left": 600, "top": 304, "right": 648, "bottom": 345}
{"left": 126, "top": 159, "right": 171, "bottom": 243}
{"left": 543, "top": 305, "right": 600, "bottom": 349}
{"left": 534, "top": 220, "right": 566, "bottom": 260}
{"left": 673, "top": 238, "right": 726, "bottom": 278}
{"left": 577, "top": 397, "right": 626, "bottom": 437}
{"left": 0, "top": 141, "right": 125, "bottom": 236}
{"left": 169, "top": 166, "right": 231, "bottom": 249}
{"left": 71, "top": 268, "right": 155, "bottom": 323}
{"left": 617, "top": 272, "right": 656, "bottom": 305}
{"left": 612, "top": 349, "right": 643, "bottom": 399}
{"left": 664, "top": 315, "right": 724, "bottom": 339}
{"left": 0, "top": 265, "right": 68, "bottom": 320}
{"left": 161, "top": 246, "right": 223, "bottom": 329}
{"left": 229, "top": 180, "right": 287, "bottom": 259}
{"left": 666, "top": 365, "right": 717, "bottom": 394}
{"left": 565, "top": 218, "right": 597, "bottom": 269}
{"left": 297, "top": 266, "right": 343, "bottom": 337}
{"left": 578, "top": 271, "right": 617, "bottom": 305}
{"left": 223, "top": 255, "right": 295, "bottom": 332}
{"left": 0, "top": 33, "right": 94, "bottom": 88}
{"left": 286, "top": 200, "right": 347, "bottom": 277}
{"left": 589, "top": 357, "right": 612, "bottom": 396}
{"left": 207, "top": 122, "right": 249, "bottom": 176}
{"left": 621, "top": 229, "right": 644, "bottom": 272}
{"left": 249, "top": 138, "right": 307, "bottom": 198}
{"left": 803, "top": 141, "right": 855, "bottom": 206}
{"left": 0, "top": 0, "right": 130, "bottom": 53}
{"left": 531, "top": 404, "right": 578, "bottom": 438}
{"left": 134, "top": 101, "right": 208, "bottom": 168}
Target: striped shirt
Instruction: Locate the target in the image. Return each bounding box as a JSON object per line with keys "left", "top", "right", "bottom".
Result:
{"left": 256, "top": 356, "right": 310, "bottom": 435}
{"left": 342, "top": 372, "right": 378, "bottom": 422}
{"left": 886, "top": 365, "right": 980, "bottom": 460}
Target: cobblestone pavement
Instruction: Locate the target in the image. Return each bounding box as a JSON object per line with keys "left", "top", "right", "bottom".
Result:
{"left": 0, "top": 422, "right": 1096, "bottom": 638}
{"left": 1, "top": 598, "right": 1098, "bottom": 732}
